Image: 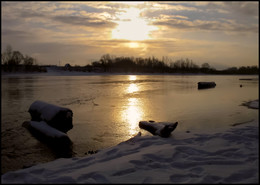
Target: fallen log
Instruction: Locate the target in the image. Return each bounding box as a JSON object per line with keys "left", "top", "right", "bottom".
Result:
{"left": 139, "top": 121, "right": 178, "bottom": 138}
{"left": 23, "top": 121, "right": 73, "bottom": 157}
{"left": 28, "top": 100, "right": 73, "bottom": 133}
{"left": 198, "top": 82, "right": 216, "bottom": 89}
{"left": 23, "top": 121, "right": 71, "bottom": 144}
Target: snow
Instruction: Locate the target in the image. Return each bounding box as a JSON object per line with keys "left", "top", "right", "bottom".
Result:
{"left": 29, "top": 100, "right": 72, "bottom": 122}
{"left": 2, "top": 118, "right": 258, "bottom": 184}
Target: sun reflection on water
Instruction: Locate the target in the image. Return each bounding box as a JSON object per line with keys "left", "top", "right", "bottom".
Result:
{"left": 127, "top": 75, "right": 139, "bottom": 93}
{"left": 120, "top": 75, "right": 144, "bottom": 135}
{"left": 123, "top": 98, "right": 143, "bottom": 135}
{"left": 127, "top": 84, "right": 139, "bottom": 93}
{"left": 129, "top": 75, "right": 137, "bottom": 81}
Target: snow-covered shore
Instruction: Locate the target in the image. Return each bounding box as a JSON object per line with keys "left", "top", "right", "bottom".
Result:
{"left": 2, "top": 116, "right": 258, "bottom": 184}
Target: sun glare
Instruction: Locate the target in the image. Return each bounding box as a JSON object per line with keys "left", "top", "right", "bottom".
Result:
{"left": 111, "top": 7, "right": 158, "bottom": 42}
{"left": 127, "top": 76, "right": 138, "bottom": 93}
{"left": 128, "top": 84, "right": 139, "bottom": 93}
{"left": 128, "top": 42, "right": 140, "bottom": 48}
{"left": 129, "top": 75, "right": 137, "bottom": 81}
{"left": 124, "top": 98, "right": 143, "bottom": 135}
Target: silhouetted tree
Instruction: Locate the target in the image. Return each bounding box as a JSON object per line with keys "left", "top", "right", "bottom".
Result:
{"left": 2, "top": 45, "right": 13, "bottom": 65}
{"left": 23, "top": 55, "right": 35, "bottom": 66}
{"left": 55, "top": 53, "right": 258, "bottom": 75}
{"left": 201, "top": 62, "right": 211, "bottom": 73}
{"left": 1, "top": 45, "right": 46, "bottom": 72}
{"left": 11, "top": 51, "right": 24, "bottom": 65}
{"left": 100, "top": 54, "right": 113, "bottom": 72}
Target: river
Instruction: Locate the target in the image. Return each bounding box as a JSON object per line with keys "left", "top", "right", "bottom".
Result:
{"left": 1, "top": 73, "right": 258, "bottom": 173}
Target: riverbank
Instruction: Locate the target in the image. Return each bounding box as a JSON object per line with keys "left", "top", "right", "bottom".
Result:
{"left": 2, "top": 66, "right": 260, "bottom": 77}
{"left": 2, "top": 100, "right": 258, "bottom": 183}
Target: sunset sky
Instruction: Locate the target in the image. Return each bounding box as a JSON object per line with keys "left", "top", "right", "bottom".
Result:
{"left": 1, "top": 1, "right": 259, "bottom": 69}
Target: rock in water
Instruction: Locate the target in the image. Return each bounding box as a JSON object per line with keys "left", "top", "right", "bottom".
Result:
{"left": 28, "top": 100, "right": 73, "bottom": 133}
{"left": 139, "top": 121, "right": 178, "bottom": 138}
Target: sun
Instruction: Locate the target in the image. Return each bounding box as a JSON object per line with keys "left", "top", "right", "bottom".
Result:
{"left": 128, "top": 42, "right": 140, "bottom": 48}
{"left": 111, "top": 7, "right": 157, "bottom": 42}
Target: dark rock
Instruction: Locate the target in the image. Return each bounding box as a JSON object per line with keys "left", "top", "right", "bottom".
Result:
{"left": 198, "top": 82, "right": 216, "bottom": 89}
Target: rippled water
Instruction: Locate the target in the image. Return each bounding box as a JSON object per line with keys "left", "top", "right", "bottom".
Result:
{"left": 1, "top": 74, "right": 258, "bottom": 173}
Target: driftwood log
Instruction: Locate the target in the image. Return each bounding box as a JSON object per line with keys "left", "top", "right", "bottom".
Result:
{"left": 23, "top": 121, "right": 71, "bottom": 144}
{"left": 28, "top": 100, "right": 73, "bottom": 133}
{"left": 23, "top": 121, "right": 73, "bottom": 157}
{"left": 139, "top": 121, "right": 178, "bottom": 138}
{"left": 198, "top": 82, "right": 216, "bottom": 89}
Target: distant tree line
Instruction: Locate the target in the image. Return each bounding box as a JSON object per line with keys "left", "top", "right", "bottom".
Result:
{"left": 64, "top": 54, "right": 258, "bottom": 75}
{"left": 221, "top": 66, "right": 259, "bottom": 74}
{"left": 2, "top": 46, "right": 258, "bottom": 74}
{"left": 1, "top": 45, "right": 47, "bottom": 72}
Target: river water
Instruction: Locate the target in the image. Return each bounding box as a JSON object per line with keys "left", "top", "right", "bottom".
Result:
{"left": 1, "top": 73, "right": 258, "bottom": 173}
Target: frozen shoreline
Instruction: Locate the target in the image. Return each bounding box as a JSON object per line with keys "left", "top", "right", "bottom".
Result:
{"left": 2, "top": 113, "right": 259, "bottom": 183}
{"left": 2, "top": 67, "right": 260, "bottom": 77}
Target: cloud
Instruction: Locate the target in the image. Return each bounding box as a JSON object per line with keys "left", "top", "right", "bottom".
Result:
{"left": 1, "top": 1, "right": 258, "bottom": 68}
{"left": 1, "top": 29, "right": 30, "bottom": 38}
{"left": 52, "top": 15, "right": 116, "bottom": 28}
{"left": 153, "top": 18, "right": 258, "bottom": 33}
{"left": 14, "top": 6, "right": 117, "bottom": 29}
{"left": 19, "top": 11, "right": 44, "bottom": 18}
{"left": 143, "top": 1, "right": 258, "bottom": 34}
{"left": 223, "top": 1, "right": 259, "bottom": 17}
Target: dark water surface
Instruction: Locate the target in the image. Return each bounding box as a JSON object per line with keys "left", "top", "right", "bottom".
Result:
{"left": 1, "top": 74, "right": 258, "bottom": 173}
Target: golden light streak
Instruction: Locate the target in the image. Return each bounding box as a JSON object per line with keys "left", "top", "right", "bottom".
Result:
{"left": 129, "top": 75, "right": 137, "bottom": 81}
{"left": 124, "top": 98, "right": 143, "bottom": 135}
{"left": 127, "top": 84, "right": 139, "bottom": 93}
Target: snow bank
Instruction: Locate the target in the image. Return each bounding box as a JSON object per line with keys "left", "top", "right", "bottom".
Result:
{"left": 28, "top": 101, "right": 73, "bottom": 133}
{"left": 2, "top": 120, "right": 258, "bottom": 184}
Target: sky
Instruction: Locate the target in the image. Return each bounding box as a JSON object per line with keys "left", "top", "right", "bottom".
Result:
{"left": 1, "top": 1, "right": 259, "bottom": 69}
